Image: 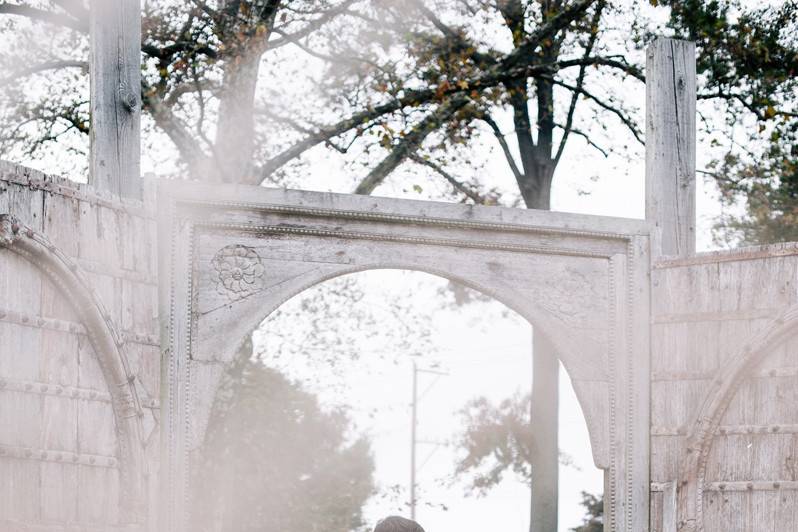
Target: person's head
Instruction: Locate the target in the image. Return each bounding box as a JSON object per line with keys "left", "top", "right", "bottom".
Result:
{"left": 374, "top": 516, "right": 425, "bottom": 532}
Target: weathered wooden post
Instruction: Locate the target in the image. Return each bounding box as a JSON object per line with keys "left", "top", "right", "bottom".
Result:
{"left": 646, "top": 37, "right": 696, "bottom": 532}
{"left": 89, "top": 0, "right": 142, "bottom": 199}
{"left": 646, "top": 38, "right": 696, "bottom": 257}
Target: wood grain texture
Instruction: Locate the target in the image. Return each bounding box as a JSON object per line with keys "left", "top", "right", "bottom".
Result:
{"left": 1, "top": 166, "right": 159, "bottom": 531}
{"left": 89, "top": 0, "right": 141, "bottom": 199}
{"left": 652, "top": 253, "right": 798, "bottom": 532}
{"left": 646, "top": 38, "right": 696, "bottom": 258}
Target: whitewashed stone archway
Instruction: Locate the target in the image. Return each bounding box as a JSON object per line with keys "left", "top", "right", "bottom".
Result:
{"left": 158, "top": 182, "right": 651, "bottom": 532}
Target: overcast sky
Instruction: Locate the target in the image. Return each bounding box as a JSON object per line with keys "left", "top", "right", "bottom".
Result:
{"left": 255, "top": 269, "right": 603, "bottom": 532}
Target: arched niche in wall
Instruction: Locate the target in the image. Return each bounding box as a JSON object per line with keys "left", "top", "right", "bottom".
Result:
{"left": 677, "top": 305, "right": 798, "bottom": 532}
{"left": 159, "top": 183, "right": 652, "bottom": 532}
{"left": 0, "top": 214, "right": 146, "bottom": 526}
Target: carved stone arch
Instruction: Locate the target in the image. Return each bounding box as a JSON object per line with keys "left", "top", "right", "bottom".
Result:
{"left": 210, "top": 262, "right": 609, "bottom": 469}
{"left": 160, "top": 183, "right": 651, "bottom": 532}
{"left": 676, "top": 305, "right": 798, "bottom": 532}
{"left": 0, "top": 214, "right": 146, "bottom": 524}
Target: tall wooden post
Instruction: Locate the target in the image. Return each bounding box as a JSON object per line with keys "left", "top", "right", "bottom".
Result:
{"left": 646, "top": 38, "right": 696, "bottom": 257}
{"left": 90, "top": 0, "right": 142, "bottom": 199}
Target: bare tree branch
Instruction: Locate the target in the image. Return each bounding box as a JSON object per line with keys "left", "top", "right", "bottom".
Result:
{"left": 142, "top": 41, "right": 218, "bottom": 61}
{"left": 554, "top": 0, "right": 605, "bottom": 164}
{"left": 408, "top": 153, "right": 488, "bottom": 204}
{"left": 141, "top": 81, "right": 209, "bottom": 169}
{"left": 501, "top": 0, "right": 594, "bottom": 72}
{"left": 480, "top": 113, "right": 522, "bottom": 180}
{"left": 0, "top": 2, "right": 87, "bottom": 32}
{"left": 558, "top": 55, "right": 644, "bottom": 82}
{"left": 353, "top": 95, "right": 469, "bottom": 194}
{"left": 0, "top": 59, "right": 87, "bottom": 87}
{"left": 553, "top": 122, "right": 609, "bottom": 157}
{"left": 268, "top": 0, "right": 360, "bottom": 48}
{"left": 51, "top": 0, "right": 88, "bottom": 22}
{"left": 548, "top": 76, "right": 644, "bottom": 144}
{"left": 407, "top": 0, "right": 497, "bottom": 67}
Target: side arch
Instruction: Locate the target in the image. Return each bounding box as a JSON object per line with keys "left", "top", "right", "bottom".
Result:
{"left": 676, "top": 304, "right": 798, "bottom": 532}
{"left": 0, "top": 214, "right": 146, "bottom": 523}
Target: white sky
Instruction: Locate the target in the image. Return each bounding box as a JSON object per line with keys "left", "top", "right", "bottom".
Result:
{"left": 254, "top": 270, "right": 603, "bottom": 532}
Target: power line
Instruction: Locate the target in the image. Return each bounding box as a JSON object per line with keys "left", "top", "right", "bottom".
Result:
{"left": 410, "top": 362, "right": 449, "bottom": 521}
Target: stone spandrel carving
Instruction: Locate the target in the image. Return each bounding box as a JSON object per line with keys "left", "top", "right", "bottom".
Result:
{"left": 211, "top": 244, "right": 266, "bottom": 299}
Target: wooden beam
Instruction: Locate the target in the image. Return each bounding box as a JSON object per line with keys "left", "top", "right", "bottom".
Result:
{"left": 89, "top": 0, "right": 141, "bottom": 199}
{"left": 645, "top": 38, "right": 696, "bottom": 258}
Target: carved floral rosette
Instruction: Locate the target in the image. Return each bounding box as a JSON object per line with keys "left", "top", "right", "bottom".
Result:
{"left": 211, "top": 244, "right": 266, "bottom": 300}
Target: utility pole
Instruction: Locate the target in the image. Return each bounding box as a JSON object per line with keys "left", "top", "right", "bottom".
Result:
{"left": 409, "top": 362, "right": 448, "bottom": 521}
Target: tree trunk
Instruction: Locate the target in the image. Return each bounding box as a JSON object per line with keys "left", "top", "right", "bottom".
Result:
{"left": 523, "top": 149, "right": 559, "bottom": 532}
{"left": 511, "top": 44, "right": 559, "bottom": 532}
{"left": 213, "top": 46, "right": 263, "bottom": 183}
{"left": 212, "top": 0, "right": 282, "bottom": 183}
{"left": 530, "top": 332, "right": 559, "bottom": 532}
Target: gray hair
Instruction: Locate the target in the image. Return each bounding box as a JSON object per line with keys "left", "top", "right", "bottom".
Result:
{"left": 374, "top": 516, "right": 426, "bottom": 532}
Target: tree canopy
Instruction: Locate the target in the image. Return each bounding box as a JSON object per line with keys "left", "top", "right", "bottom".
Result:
{"left": 454, "top": 392, "right": 576, "bottom": 493}
{"left": 571, "top": 491, "right": 603, "bottom": 532}
{"left": 1, "top": 1, "right": 795, "bottom": 233}
{"left": 664, "top": 0, "right": 798, "bottom": 244}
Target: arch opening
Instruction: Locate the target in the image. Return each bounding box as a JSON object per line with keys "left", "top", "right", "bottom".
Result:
{"left": 205, "top": 262, "right": 611, "bottom": 469}
{"left": 192, "top": 269, "right": 605, "bottom": 532}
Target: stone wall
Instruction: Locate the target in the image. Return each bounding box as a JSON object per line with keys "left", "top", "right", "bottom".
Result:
{"left": 0, "top": 162, "right": 158, "bottom": 531}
